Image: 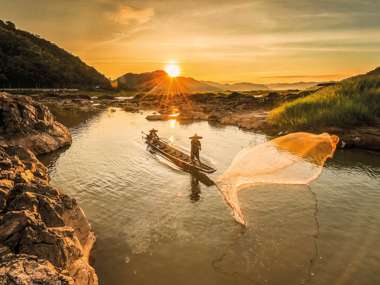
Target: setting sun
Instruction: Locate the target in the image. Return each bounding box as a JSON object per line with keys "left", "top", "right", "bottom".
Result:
{"left": 165, "top": 63, "right": 181, "bottom": 77}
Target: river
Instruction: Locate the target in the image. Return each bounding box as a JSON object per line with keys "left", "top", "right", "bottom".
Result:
{"left": 40, "top": 108, "right": 380, "bottom": 285}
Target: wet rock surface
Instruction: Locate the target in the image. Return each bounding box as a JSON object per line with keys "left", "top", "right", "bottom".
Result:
{"left": 0, "top": 145, "right": 97, "bottom": 285}
{"left": 335, "top": 126, "right": 380, "bottom": 151}
{"left": 0, "top": 93, "right": 72, "bottom": 155}
{"left": 0, "top": 254, "right": 73, "bottom": 285}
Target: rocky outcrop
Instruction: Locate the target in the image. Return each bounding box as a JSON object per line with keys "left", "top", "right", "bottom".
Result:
{"left": 140, "top": 91, "right": 305, "bottom": 132}
{"left": 0, "top": 93, "right": 72, "bottom": 155}
{"left": 0, "top": 145, "right": 97, "bottom": 285}
{"left": 0, "top": 254, "right": 73, "bottom": 285}
{"left": 338, "top": 126, "right": 380, "bottom": 151}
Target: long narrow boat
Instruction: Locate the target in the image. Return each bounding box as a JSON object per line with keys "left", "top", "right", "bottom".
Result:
{"left": 143, "top": 133, "right": 216, "bottom": 174}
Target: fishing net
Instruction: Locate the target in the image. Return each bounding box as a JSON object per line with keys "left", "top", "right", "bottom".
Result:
{"left": 216, "top": 132, "right": 339, "bottom": 225}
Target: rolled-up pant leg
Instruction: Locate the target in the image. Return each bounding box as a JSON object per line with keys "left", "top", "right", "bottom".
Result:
{"left": 192, "top": 151, "right": 200, "bottom": 163}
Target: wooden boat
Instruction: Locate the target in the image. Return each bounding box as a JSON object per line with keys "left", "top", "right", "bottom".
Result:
{"left": 143, "top": 133, "right": 216, "bottom": 174}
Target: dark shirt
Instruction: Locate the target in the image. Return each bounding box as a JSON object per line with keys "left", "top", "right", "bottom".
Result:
{"left": 191, "top": 139, "right": 201, "bottom": 153}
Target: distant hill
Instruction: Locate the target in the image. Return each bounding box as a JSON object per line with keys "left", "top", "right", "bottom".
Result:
{"left": 0, "top": 20, "right": 110, "bottom": 89}
{"left": 115, "top": 70, "right": 329, "bottom": 93}
{"left": 116, "top": 71, "right": 269, "bottom": 93}
{"left": 203, "top": 81, "right": 268, "bottom": 91}
{"left": 116, "top": 70, "right": 221, "bottom": 93}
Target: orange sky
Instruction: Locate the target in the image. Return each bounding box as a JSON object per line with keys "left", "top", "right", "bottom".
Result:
{"left": 1, "top": 0, "right": 380, "bottom": 83}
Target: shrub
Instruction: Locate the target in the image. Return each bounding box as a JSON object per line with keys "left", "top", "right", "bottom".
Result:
{"left": 269, "top": 75, "right": 380, "bottom": 129}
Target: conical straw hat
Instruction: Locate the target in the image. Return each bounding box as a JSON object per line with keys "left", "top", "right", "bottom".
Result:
{"left": 189, "top": 133, "right": 203, "bottom": 139}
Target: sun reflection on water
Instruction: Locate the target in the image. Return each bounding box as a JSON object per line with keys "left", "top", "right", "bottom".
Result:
{"left": 169, "top": 119, "right": 177, "bottom": 129}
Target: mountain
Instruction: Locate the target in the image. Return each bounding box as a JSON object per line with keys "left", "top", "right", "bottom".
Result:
{"left": 116, "top": 71, "right": 268, "bottom": 93}
{"left": 0, "top": 20, "right": 110, "bottom": 89}
{"left": 203, "top": 81, "right": 268, "bottom": 91}
{"left": 117, "top": 70, "right": 219, "bottom": 93}
{"left": 116, "top": 70, "right": 331, "bottom": 93}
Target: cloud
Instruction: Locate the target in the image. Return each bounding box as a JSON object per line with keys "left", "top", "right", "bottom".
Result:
{"left": 2, "top": 0, "right": 379, "bottom": 81}
{"left": 111, "top": 5, "right": 154, "bottom": 26}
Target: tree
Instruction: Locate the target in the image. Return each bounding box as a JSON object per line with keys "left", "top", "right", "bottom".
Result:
{"left": 5, "top": 21, "right": 16, "bottom": 30}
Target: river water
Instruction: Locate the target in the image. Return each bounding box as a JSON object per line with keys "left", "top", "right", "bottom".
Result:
{"left": 41, "top": 108, "right": 380, "bottom": 285}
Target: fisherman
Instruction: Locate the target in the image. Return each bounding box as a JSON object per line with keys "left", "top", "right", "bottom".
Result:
{"left": 189, "top": 133, "right": 203, "bottom": 164}
{"left": 147, "top": 128, "right": 159, "bottom": 144}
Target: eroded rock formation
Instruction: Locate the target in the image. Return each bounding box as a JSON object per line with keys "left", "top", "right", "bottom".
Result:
{"left": 0, "top": 93, "right": 72, "bottom": 155}
{"left": 0, "top": 145, "right": 97, "bottom": 285}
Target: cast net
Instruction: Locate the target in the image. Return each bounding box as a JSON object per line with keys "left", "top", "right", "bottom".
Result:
{"left": 216, "top": 132, "right": 339, "bottom": 225}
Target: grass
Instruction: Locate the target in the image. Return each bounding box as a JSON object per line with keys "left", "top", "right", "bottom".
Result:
{"left": 268, "top": 74, "right": 380, "bottom": 130}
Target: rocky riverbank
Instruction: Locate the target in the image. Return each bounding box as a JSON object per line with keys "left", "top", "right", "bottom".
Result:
{"left": 7, "top": 90, "right": 379, "bottom": 151}
{"left": 0, "top": 145, "right": 97, "bottom": 284}
{"left": 0, "top": 93, "right": 72, "bottom": 155}
{"left": 141, "top": 92, "right": 380, "bottom": 151}
{"left": 0, "top": 93, "right": 98, "bottom": 284}
{"left": 144, "top": 91, "right": 299, "bottom": 130}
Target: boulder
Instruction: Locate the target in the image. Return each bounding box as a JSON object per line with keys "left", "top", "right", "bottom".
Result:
{"left": 340, "top": 126, "right": 380, "bottom": 151}
{"left": 0, "top": 145, "right": 98, "bottom": 285}
{"left": 0, "top": 254, "right": 74, "bottom": 285}
{"left": 97, "top": 94, "right": 114, "bottom": 100}
{"left": 123, "top": 104, "right": 139, "bottom": 113}
{"left": 146, "top": 114, "right": 166, "bottom": 121}
{"left": 0, "top": 93, "right": 72, "bottom": 155}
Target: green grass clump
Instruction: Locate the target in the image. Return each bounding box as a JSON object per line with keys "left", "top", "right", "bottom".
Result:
{"left": 269, "top": 75, "right": 380, "bottom": 130}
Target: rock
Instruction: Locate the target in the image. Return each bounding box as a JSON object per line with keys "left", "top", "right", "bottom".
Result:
{"left": 340, "top": 126, "right": 380, "bottom": 151}
{"left": 97, "top": 94, "right": 114, "bottom": 100}
{"left": 59, "top": 94, "right": 92, "bottom": 100}
{"left": 208, "top": 112, "right": 223, "bottom": 122}
{"left": 0, "top": 145, "right": 98, "bottom": 285}
{"left": 0, "top": 93, "right": 72, "bottom": 155}
{"left": 146, "top": 114, "right": 166, "bottom": 121}
{"left": 123, "top": 105, "right": 139, "bottom": 113}
{"left": 0, "top": 254, "right": 74, "bottom": 285}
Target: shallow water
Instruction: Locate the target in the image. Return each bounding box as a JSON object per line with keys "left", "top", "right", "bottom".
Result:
{"left": 41, "top": 108, "right": 380, "bottom": 285}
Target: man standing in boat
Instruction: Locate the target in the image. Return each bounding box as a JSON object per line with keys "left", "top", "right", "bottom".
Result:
{"left": 190, "top": 133, "right": 203, "bottom": 164}
{"left": 147, "top": 128, "right": 159, "bottom": 144}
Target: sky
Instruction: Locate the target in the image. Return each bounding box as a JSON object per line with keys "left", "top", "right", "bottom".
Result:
{"left": 1, "top": 0, "right": 380, "bottom": 83}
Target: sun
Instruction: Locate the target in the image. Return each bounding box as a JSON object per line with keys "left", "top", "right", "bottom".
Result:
{"left": 165, "top": 63, "right": 181, "bottom": 77}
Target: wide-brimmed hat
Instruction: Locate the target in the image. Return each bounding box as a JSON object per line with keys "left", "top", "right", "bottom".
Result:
{"left": 150, "top": 128, "right": 158, "bottom": 132}
{"left": 189, "top": 133, "right": 203, "bottom": 139}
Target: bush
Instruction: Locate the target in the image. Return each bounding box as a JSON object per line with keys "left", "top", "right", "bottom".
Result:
{"left": 269, "top": 74, "right": 380, "bottom": 129}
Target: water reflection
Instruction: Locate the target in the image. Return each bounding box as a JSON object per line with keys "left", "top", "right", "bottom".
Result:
{"left": 190, "top": 174, "right": 201, "bottom": 202}
{"left": 39, "top": 145, "right": 70, "bottom": 168}
{"left": 48, "top": 105, "right": 100, "bottom": 128}
{"left": 169, "top": 119, "right": 177, "bottom": 129}
{"left": 330, "top": 149, "right": 380, "bottom": 177}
